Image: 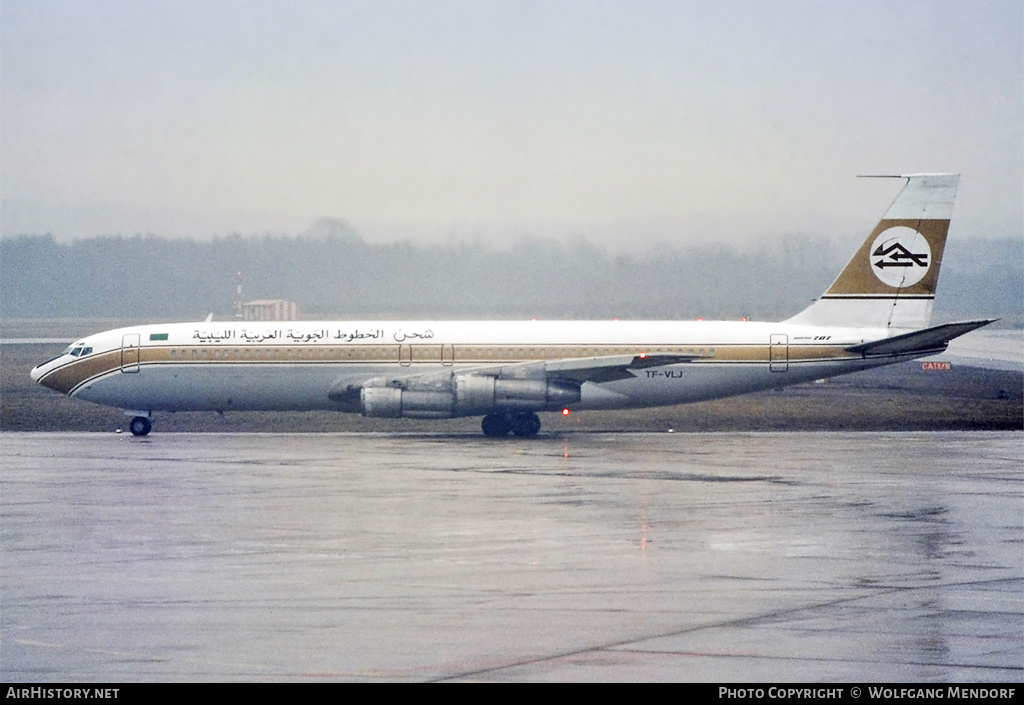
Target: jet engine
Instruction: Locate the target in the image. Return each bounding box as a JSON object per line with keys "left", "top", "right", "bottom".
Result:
{"left": 359, "top": 373, "right": 580, "bottom": 419}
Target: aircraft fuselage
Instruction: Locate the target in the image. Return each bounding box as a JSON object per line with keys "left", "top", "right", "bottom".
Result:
{"left": 32, "top": 319, "right": 905, "bottom": 416}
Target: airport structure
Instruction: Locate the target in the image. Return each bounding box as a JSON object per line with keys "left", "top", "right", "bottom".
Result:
{"left": 241, "top": 300, "right": 300, "bottom": 322}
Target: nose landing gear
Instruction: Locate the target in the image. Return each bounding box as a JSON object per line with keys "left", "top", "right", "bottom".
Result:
{"left": 128, "top": 416, "right": 152, "bottom": 436}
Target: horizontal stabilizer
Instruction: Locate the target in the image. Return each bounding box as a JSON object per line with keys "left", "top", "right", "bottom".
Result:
{"left": 845, "top": 319, "right": 996, "bottom": 356}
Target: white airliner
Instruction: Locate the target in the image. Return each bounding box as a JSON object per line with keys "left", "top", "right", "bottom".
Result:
{"left": 32, "top": 173, "right": 993, "bottom": 437}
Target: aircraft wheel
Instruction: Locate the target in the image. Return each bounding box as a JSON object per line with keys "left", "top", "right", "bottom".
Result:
{"left": 481, "top": 413, "right": 511, "bottom": 437}
{"left": 129, "top": 416, "right": 152, "bottom": 436}
{"left": 512, "top": 412, "right": 541, "bottom": 437}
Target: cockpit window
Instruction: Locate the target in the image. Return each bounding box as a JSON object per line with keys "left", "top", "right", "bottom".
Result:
{"left": 39, "top": 344, "right": 84, "bottom": 368}
{"left": 59, "top": 344, "right": 91, "bottom": 358}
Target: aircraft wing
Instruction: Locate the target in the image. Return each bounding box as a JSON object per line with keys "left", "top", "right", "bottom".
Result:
{"left": 543, "top": 353, "right": 699, "bottom": 383}
{"left": 442, "top": 353, "right": 700, "bottom": 386}
{"left": 845, "top": 319, "right": 996, "bottom": 356}
{"left": 328, "top": 352, "right": 697, "bottom": 409}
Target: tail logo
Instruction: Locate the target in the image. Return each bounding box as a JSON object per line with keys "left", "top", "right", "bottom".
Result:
{"left": 870, "top": 226, "right": 931, "bottom": 287}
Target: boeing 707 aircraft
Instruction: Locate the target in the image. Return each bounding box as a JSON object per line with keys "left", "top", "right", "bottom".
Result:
{"left": 31, "top": 173, "right": 992, "bottom": 437}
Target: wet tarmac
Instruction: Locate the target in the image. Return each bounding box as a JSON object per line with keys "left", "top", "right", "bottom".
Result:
{"left": 1, "top": 431, "right": 1021, "bottom": 682}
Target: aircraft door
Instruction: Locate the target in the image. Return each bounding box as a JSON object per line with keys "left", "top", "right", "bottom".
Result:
{"left": 769, "top": 334, "right": 788, "bottom": 372}
{"left": 441, "top": 344, "right": 454, "bottom": 366}
{"left": 399, "top": 345, "right": 413, "bottom": 366}
{"left": 121, "top": 334, "right": 141, "bottom": 373}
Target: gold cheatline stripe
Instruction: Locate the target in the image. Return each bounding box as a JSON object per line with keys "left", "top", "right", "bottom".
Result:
{"left": 144, "top": 343, "right": 858, "bottom": 364}
{"left": 42, "top": 343, "right": 862, "bottom": 396}
{"left": 39, "top": 350, "right": 123, "bottom": 395}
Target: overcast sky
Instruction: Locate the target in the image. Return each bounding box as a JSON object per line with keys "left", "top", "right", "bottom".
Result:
{"left": 2, "top": 0, "right": 1021, "bottom": 249}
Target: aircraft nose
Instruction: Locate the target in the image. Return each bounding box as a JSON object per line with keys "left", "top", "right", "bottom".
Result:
{"left": 30, "top": 353, "right": 63, "bottom": 385}
{"left": 30, "top": 354, "right": 79, "bottom": 395}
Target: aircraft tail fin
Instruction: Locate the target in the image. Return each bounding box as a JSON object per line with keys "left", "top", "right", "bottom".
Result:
{"left": 785, "top": 173, "right": 959, "bottom": 330}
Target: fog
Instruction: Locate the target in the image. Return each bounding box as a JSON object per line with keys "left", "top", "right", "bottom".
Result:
{"left": 3, "top": 2, "right": 1021, "bottom": 246}
{"left": 2, "top": 224, "right": 1019, "bottom": 324}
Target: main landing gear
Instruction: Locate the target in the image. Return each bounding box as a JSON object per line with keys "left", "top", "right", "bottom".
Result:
{"left": 128, "top": 416, "right": 152, "bottom": 436}
{"left": 481, "top": 410, "right": 542, "bottom": 438}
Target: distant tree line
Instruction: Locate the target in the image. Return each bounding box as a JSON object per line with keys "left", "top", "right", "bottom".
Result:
{"left": 1, "top": 226, "right": 1020, "bottom": 322}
